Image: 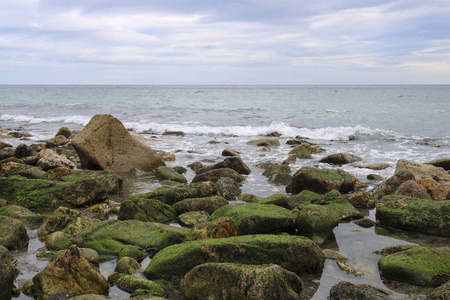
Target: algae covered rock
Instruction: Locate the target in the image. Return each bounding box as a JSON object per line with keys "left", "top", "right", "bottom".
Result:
{"left": 286, "top": 167, "right": 357, "bottom": 195}
{"left": 216, "top": 177, "right": 241, "bottom": 200}
{"left": 393, "top": 180, "right": 432, "bottom": 199}
{"left": 118, "top": 245, "right": 147, "bottom": 262}
{"left": 192, "top": 167, "right": 244, "bottom": 183}
{"left": 178, "top": 211, "right": 209, "bottom": 227}
{"left": 395, "top": 159, "right": 450, "bottom": 181}
{"left": 181, "top": 263, "right": 303, "bottom": 300}
{"left": 118, "top": 198, "right": 177, "bottom": 223}
{"left": 209, "top": 203, "right": 297, "bottom": 235}
{"left": 172, "top": 196, "right": 228, "bottom": 215}
{"left": 0, "top": 161, "right": 55, "bottom": 180}
{"left": 0, "top": 215, "right": 29, "bottom": 250}
{"left": 344, "top": 191, "right": 377, "bottom": 209}
{"left": 156, "top": 166, "right": 187, "bottom": 183}
{"left": 115, "top": 274, "right": 165, "bottom": 296}
{"left": 144, "top": 234, "right": 325, "bottom": 282}
{"left": 426, "top": 280, "right": 450, "bottom": 299}
{"left": 193, "top": 217, "right": 238, "bottom": 239}
{"left": 371, "top": 170, "right": 415, "bottom": 199}
{"left": 196, "top": 156, "right": 251, "bottom": 175}
{"left": 376, "top": 196, "right": 450, "bottom": 236}
{"left": 0, "top": 245, "right": 18, "bottom": 300}
{"left": 289, "top": 141, "right": 325, "bottom": 158}
{"left": 115, "top": 256, "right": 141, "bottom": 275}
{"left": 61, "top": 169, "right": 123, "bottom": 194}
{"left": 45, "top": 231, "right": 72, "bottom": 251}
{"left": 32, "top": 245, "right": 109, "bottom": 296}
{"left": 319, "top": 153, "right": 362, "bottom": 165}
{"left": 296, "top": 204, "right": 340, "bottom": 245}
{"left": 0, "top": 204, "right": 44, "bottom": 225}
{"left": 329, "top": 281, "right": 392, "bottom": 300}
{"left": 262, "top": 164, "right": 292, "bottom": 185}
{"left": 378, "top": 246, "right": 450, "bottom": 286}
{"left": 259, "top": 193, "right": 294, "bottom": 209}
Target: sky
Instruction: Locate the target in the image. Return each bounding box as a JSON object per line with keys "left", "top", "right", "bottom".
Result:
{"left": 1, "top": 0, "right": 450, "bottom": 84}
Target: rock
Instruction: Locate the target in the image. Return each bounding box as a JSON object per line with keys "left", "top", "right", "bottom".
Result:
{"left": 286, "top": 167, "right": 357, "bottom": 195}
{"left": 344, "top": 191, "right": 377, "bottom": 209}
{"left": 289, "top": 142, "right": 325, "bottom": 158}
{"left": 376, "top": 196, "right": 450, "bottom": 236}
{"left": 216, "top": 177, "right": 241, "bottom": 200}
{"left": 262, "top": 164, "right": 292, "bottom": 185}
{"left": 36, "top": 148, "right": 76, "bottom": 171}
{"left": 329, "top": 281, "right": 392, "bottom": 300}
{"left": 354, "top": 218, "right": 376, "bottom": 228}
{"left": 115, "top": 274, "right": 165, "bottom": 296}
{"left": 371, "top": 170, "right": 416, "bottom": 199}
{"left": 367, "top": 174, "right": 383, "bottom": 181}
{"left": 282, "top": 153, "right": 297, "bottom": 165}
{"left": 188, "top": 161, "right": 204, "bottom": 172}
{"left": 259, "top": 193, "right": 294, "bottom": 209}
{"left": 47, "top": 166, "right": 78, "bottom": 178}
{"left": 118, "top": 198, "right": 177, "bottom": 223}
{"left": 197, "top": 156, "right": 251, "bottom": 175}
{"left": 77, "top": 219, "right": 199, "bottom": 257}
{"left": 0, "top": 245, "right": 18, "bottom": 300}
{"left": 319, "top": 153, "right": 362, "bottom": 165}
{"left": 0, "top": 205, "right": 44, "bottom": 225}
{"left": 209, "top": 203, "right": 297, "bottom": 235}
{"left": 61, "top": 169, "right": 123, "bottom": 194}
{"left": 0, "top": 141, "right": 12, "bottom": 149}
{"left": 45, "top": 231, "right": 71, "bottom": 251}
{"left": 46, "top": 135, "right": 68, "bottom": 147}
{"left": 116, "top": 256, "right": 141, "bottom": 275}
{"left": 14, "top": 144, "right": 34, "bottom": 158}
{"left": 378, "top": 246, "right": 450, "bottom": 286}
{"left": 67, "top": 295, "right": 109, "bottom": 300}
{"left": 56, "top": 126, "right": 72, "bottom": 139}
{"left": 395, "top": 159, "right": 450, "bottom": 181}
{"left": 322, "top": 249, "right": 350, "bottom": 260}
{"left": 336, "top": 259, "right": 364, "bottom": 276}
{"left": 0, "top": 161, "right": 55, "bottom": 180}
{"left": 118, "top": 245, "right": 147, "bottom": 262}
{"left": 71, "top": 114, "right": 165, "bottom": 172}
{"left": 193, "top": 168, "right": 244, "bottom": 183}
{"left": 392, "top": 180, "right": 432, "bottom": 199}
{"left": 32, "top": 245, "right": 109, "bottom": 296}
{"left": 178, "top": 211, "right": 209, "bottom": 227}
{"left": 426, "top": 280, "right": 450, "bottom": 299}
{"left": 156, "top": 166, "right": 187, "bottom": 183}
{"left": 238, "top": 193, "right": 262, "bottom": 203}
{"left": 355, "top": 163, "right": 391, "bottom": 170}
{"left": 136, "top": 181, "right": 218, "bottom": 205}
{"left": 193, "top": 217, "right": 238, "bottom": 239}
{"left": 181, "top": 263, "right": 303, "bottom": 300}
{"left": 426, "top": 158, "right": 450, "bottom": 171}
{"left": 172, "top": 196, "right": 228, "bottom": 215}
{"left": 144, "top": 234, "right": 325, "bottom": 282}
{"left": 0, "top": 215, "right": 29, "bottom": 250}
{"left": 246, "top": 138, "right": 280, "bottom": 147}
{"left": 417, "top": 179, "right": 439, "bottom": 194}
{"left": 162, "top": 130, "right": 185, "bottom": 136}
{"left": 431, "top": 182, "right": 450, "bottom": 200}
{"left": 222, "top": 148, "right": 240, "bottom": 157}
{"left": 296, "top": 204, "right": 340, "bottom": 245}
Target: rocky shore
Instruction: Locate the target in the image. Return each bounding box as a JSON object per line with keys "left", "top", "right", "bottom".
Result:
{"left": 0, "top": 114, "right": 449, "bottom": 300}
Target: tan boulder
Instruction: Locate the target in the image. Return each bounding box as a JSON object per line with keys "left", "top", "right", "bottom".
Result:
{"left": 431, "top": 182, "right": 450, "bottom": 200}
{"left": 37, "top": 148, "right": 76, "bottom": 171}
{"left": 246, "top": 138, "right": 280, "bottom": 147}
{"left": 71, "top": 114, "right": 165, "bottom": 173}
{"left": 395, "top": 159, "right": 450, "bottom": 182}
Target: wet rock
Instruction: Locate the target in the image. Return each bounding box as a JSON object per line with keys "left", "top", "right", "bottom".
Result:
{"left": 289, "top": 142, "right": 325, "bottom": 158}
{"left": 188, "top": 161, "right": 204, "bottom": 172}
{"left": 209, "top": 203, "right": 297, "bottom": 235}
{"left": 46, "top": 135, "right": 68, "bottom": 147}
{"left": 156, "top": 166, "right": 187, "bottom": 183}
{"left": 246, "top": 138, "right": 280, "bottom": 147}
{"left": 353, "top": 218, "right": 376, "bottom": 228}
{"left": 336, "top": 259, "right": 364, "bottom": 276}
{"left": 72, "top": 114, "right": 165, "bottom": 172}
{"left": 0, "top": 215, "right": 29, "bottom": 250}
{"left": 0, "top": 161, "right": 55, "bottom": 180}
{"left": 296, "top": 204, "right": 340, "bottom": 245}
{"left": 14, "top": 144, "right": 34, "bottom": 158}
{"left": 118, "top": 245, "right": 147, "bottom": 262}
{"left": 61, "top": 169, "right": 123, "bottom": 194}
{"left": 282, "top": 153, "right": 297, "bottom": 165}
{"left": 259, "top": 193, "right": 294, "bottom": 209}
{"left": 216, "top": 177, "right": 240, "bottom": 200}
{"left": 32, "top": 245, "right": 109, "bottom": 296}
{"left": 393, "top": 180, "right": 432, "bottom": 199}
{"left": 286, "top": 167, "right": 357, "bottom": 195}
{"left": 367, "top": 174, "right": 383, "bottom": 181}
{"left": 193, "top": 168, "right": 245, "bottom": 186}
{"left": 329, "top": 281, "right": 392, "bottom": 300}
{"left": 197, "top": 156, "right": 251, "bottom": 175}
{"left": 0, "top": 141, "right": 12, "bottom": 149}
{"left": 431, "top": 182, "right": 450, "bottom": 200}
{"left": 178, "top": 211, "right": 209, "bottom": 227}
{"left": 238, "top": 193, "right": 262, "bottom": 203}
{"left": 0, "top": 245, "right": 18, "bottom": 300}
{"left": 374, "top": 245, "right": 418, "bottom": 256}
{"left": 193, "top": 217, "right": 238, "bottom": 239}
{"left": 376, "top": 196, "right": 449, "bottom": 236}
{"left": 118, "top": 198, "right": 177, "bottom": 223}
{"left": 322, "top": 249, "right": 350, "bottom": 260}
{"left": 45, "top": 231, "right": 72, "bottom": 251}
{"left": 0, "top": 205, "right": 44, "bottom": 225}
{"left": 344, "top": 191, "right": 377, "bottom": 208}
{"left": 116, "top": 256, "right": 141, "bottom": 275}
{"left": 56, "top": 126, "right": 72, "bottom": 139}
{"left": 144, "top": 234, "right": 325, "bottom": 282}
{"left": 426, "top": 280, "right": 450, "bottom": 299}
{"left": 47, "top": 166, "right": 78, "bottom": 178}
{"left": 116, "top": 274, "right": 165, "bottom": 296}
{"left": 162, "top": 130, "right": 185, "bottom": 136}
{"left": 222, "top": 148, "right": 240, "bottom": 157}
{"left": 172, "top": 196, "right": 228, "bottom": 215}
{"left": 395, "top": 159, "right": 450, "bottom": 181}
{"left": 378, "top": 246, "right": 450, "bottom": 286}
{"left": 181, "top": 263, "right": 303, "bottom": 300}
{"left": 319, "top": 153, "right": 362, "bottom": 165}
{"left": 355, "top": 163, "right": 391, "bottom": 170}
{"left": 37, "top": 148, "right": 76, "bottom": 171}
{"left": 262, "top": 164, "right": 292, "bottom": 185}
{"left": 371, "top": 170, "right": 416, "bottom": 199}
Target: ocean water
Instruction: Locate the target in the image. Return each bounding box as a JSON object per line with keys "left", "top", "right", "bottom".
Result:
{"left": 1, "top": 85, "right": 450, "bottom": 299}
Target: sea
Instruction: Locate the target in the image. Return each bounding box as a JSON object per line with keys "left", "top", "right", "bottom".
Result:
{"left": 1, "top": 85, "right": 449, "bottom": 299}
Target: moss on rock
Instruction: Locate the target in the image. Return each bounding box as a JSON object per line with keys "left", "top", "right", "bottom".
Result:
{"left": 115, "top": 274, "right": 165, "bottom": 296}
{"left": 192, "top": 168, "right": 244, "bottom": 183}
{"left": 296, "top": 204, "right": 340, "bottom": 245}
{"left": 118, "top": 198, "right": 177, "bottom": 223}
{"left": 172, "top": 196, "right": 228, "bottom": 215}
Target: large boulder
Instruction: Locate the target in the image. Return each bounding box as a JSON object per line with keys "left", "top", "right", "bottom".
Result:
{"left": 286, "top": 167, "right": 357, "bottom": 195}
{"left": 197, "top": 156, "right": 251, "bottom": 175}
{"left": 144, "top": 234, "right": 325, "bottom": 282}
{"left": 395, "top": 159, "right": 450, "bottom": 182}
{"left": 0, "top": 245, "right": 18, "bottom": 300}
{"left": 118, "top": 198, "right": 177, "bottom": 223}
{"left": 392, "top": 180, "right": 431, "bottom": 199}
{"left": 32, "top": 245, "right": 109, "bottom": 296}
{"left": 376, "top": 196, "right": 450, "bottom": 236}
{"left": 0, "top": 215, "right": 29, "bottom": 250}
{"left": 71, "top": 114, "right": 165, "bottom": 172}
{"left": 378, "top": 246, "right": 450, "bottom": 286}
{"left": 209, "top": 203, "right": 297, "bottom": 235}
{"left": 181, "top": 263, "right": 303, "bottom": 300}
{"left": 172, "top": 196, "right": 229, "bottom": 215}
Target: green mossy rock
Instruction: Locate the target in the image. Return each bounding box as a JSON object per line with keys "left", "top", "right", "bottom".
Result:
{"left": 329, "top": 281, "right": 391, "bottom": 300}
{"left": 118, "top": 198, "right": 177, "bottom": 223}
{"left": 376, "top": 196, "right": 450, "bottom": 236}
{"left": 209, "top": 203, "right": 297, "bottom": 235}
{"left": 0, "top": 204, "right": 45, "bottom": 225}
{"left": 132, "top": 181, "right": 218, "bottom": 205}
{"left": 262, "top": 164, "right": 292, "bottom": 185}
{"left": 115, "top": 256, "right": 141, "bottom": 275}
{"left": 118, "top": 245, "right": 147, "bottom": 262}
{"left": 353, "top": 218, "right": 376, "bottom": 228}
{"left": 180, "top": 263, "right": 303, "bottom": 300}
{"left": 426, "top": 280, "right": 450, "bottom": 299}
{"left": 371, "top": 170, "right": 416, "bottom": 199}
{"left": 0, "top": 176, "right": 108, "bottom": 210}
{"left": 192, "top": 168, "right": 244, "bottom": 183}
{"left": 0, "top": 215, "right": 29, "bottom": 250}
{"left": 178, "top": 211, "right": 209, "bottom": 227}
{"left": 196, "top": 156, "right": 251, "bottom": 175}
{"left": 286, "top": 167, "right": 357, "bottom": 195}
{"left": 156, "top": 166, "right": 187, "bottom": 183}
{"left": 61, "top": 170, "right": 123, "bottom": 194}
{"left": 193, "top": 217, "right": 238, "bottom": 239}
{"left": 290, "top": 190, "right": 321, "bottom": 207}
{"left": 144, "top": 234, "right": 325, "bottom": 282}
{"left": 116, "top": 274, "right": 165, "bottom": 296}
{"left": 172, "top": 196, "right": 228, "bottom": 215}
{"left": 45, "top": 231, "right": 72, "bottom": 251}
{"left": 296, "top": 204, "right": 340, "bottom": 245}
{"left": 378, "top": 246, "right": 450, "bottom": 286}
{"left": 259, "top": 193, "right": 294, "bottom": 209}
{"left": 77, "top": 219, "right": 199, "bottom": 258}
{"left": 51, "top": 248, "right": 99, "bottom": 266}
{"left": 0, "top": 161, "right": 55, "bottom": 180}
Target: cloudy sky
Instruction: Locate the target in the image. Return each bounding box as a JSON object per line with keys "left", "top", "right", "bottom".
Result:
{"left": 1, "top": 0, "right": 450, "bottom": 84}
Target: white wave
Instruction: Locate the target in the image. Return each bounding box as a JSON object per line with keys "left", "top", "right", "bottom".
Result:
{"left": 0, "top": 114, "right": 91, "bottom": 125}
